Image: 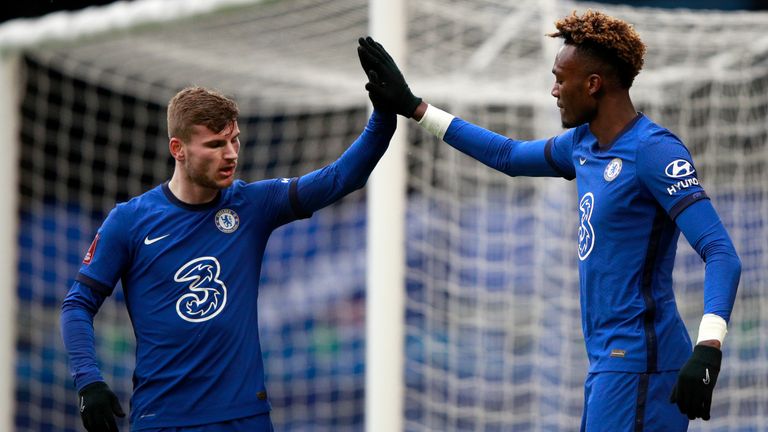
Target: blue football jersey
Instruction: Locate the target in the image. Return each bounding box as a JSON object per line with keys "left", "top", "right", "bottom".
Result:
{"left": 77, "top": 180, "right": 303, "bottom": 428}
{"left": 442, "top": 109, "right": 737, "bottom": 375}
{"left": 62, "top": 110, "right": 395, "bottom": 430}
{"left": 546, "top": 114, "right": 707, "bottom": 373}
{"left": 442, "top": 112, "right": 737, "bottom": 375}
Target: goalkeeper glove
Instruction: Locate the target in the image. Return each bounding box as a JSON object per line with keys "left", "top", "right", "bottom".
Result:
{"left": 78, "top": 381, "right": 126, "bottom": 432}
{"left": 669, "top": 344, "right": 722, "bottom": 420}
{"left": 357, "top": 36, "right": 422, "bottom": 117}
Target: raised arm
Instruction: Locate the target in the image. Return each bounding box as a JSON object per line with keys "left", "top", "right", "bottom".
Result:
{"left": 294, "top": 109, "right": 396, "bottom": 213}
{"left": 357, "top": 36, "right": 570, "bottom": 178}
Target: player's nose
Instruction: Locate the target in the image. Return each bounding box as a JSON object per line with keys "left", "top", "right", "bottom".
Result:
{"left": 223, "top": 142, "right": 238, "bottom": 160}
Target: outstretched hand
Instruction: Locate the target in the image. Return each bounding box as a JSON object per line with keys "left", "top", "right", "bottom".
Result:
{"left": 357, "top": 36, "right": 422, "bottom": 117}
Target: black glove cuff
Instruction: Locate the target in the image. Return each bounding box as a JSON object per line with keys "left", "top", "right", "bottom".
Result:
{"left": 404, "top": 95, "right": 423, "bottom": 118}
{"left": 693, "top": 344, "right": 722, "bottom": 367}
{"left": 79, "top": 381, "right": 109, "bottom": 396}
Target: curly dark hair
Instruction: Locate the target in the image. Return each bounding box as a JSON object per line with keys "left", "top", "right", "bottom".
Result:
{"left": 548, "top": 10, "right": 646, "bottom": 88}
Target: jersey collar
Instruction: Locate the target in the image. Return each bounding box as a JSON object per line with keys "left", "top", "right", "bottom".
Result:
{"left": 594, "top": 112, "right": 644, "bottom": 152}
{"left": 161, "top": 181, "right": 223, "bottom": 211}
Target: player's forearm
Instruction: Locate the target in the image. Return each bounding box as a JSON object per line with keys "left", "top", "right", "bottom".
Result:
{"left": 61, "top": 292, "right": 105, "bottom": 390}
{"left": 412, "top": 101, "right": 428, "bottom": 121}
{"left": 697, "top": 339, "right": 722, "bottom": 349}
{"left": 701, "top": 242, "right": 741, "bottom": 322}
{"left": 331, "top": 109, "right": 395, "bottom": 190}
{"left": 677, "top": 200, "right": 741, "bottom": 323}
{"left": 417, "top": 104, "right": 560, "bottom": 177}
{"left": 297, "top": 110, "right": 396, "bottom": 211}
{"left": 676, "top": 199, "right": 741, "bottom": 351}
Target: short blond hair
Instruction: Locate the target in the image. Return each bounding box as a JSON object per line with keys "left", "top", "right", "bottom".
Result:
{"left": 167, "top": 86, "right": 239, "bottom": 141}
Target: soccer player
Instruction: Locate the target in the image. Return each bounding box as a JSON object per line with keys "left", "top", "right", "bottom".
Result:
{"left": 356, "top": 10, "right": 740, "bottom": 432}
{"left": 60, "top": 86, "right": 396, "bottom": 431}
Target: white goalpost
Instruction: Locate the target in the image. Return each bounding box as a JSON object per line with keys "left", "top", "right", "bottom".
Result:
{"left": 365, "top": 1, "right": 407, "bottom": 432}
{"left": 0, "top": 51, "right": 20, "bottom": 432}
{"left": 2, "top": 0, "right": 768, "bottom": 431}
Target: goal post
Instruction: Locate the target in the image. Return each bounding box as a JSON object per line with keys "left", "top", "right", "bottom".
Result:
{"left": 365, "top": 1, "right": 407, "bottom": 432}
{"left": 3, "top": 0, "right": 768, "bottom": 431}
{"left": 0, "top": 51, "right": 20, "bottom": 432}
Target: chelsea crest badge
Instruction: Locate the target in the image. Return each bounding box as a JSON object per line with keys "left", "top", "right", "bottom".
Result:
{"left": 215, "top": 209, "right": 240, "bottom": 233}
{"left": 603, "top": 158, "right": 623, "bottom": 182}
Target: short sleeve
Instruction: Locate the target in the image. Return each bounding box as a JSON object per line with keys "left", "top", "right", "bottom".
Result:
{"left": 76, "top": 205, "right": 131, "bottom": 296}
{"left": 636, "top": 136, "right": 709, "bottom": 220}
{"left": 544, "top": 128, "right": 577, "bottom": 180}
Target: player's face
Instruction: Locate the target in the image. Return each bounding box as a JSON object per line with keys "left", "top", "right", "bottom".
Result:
{"left": 551, "top": 45, "right": 597, "bottom": 128}
{"left": 181, "top": 122, "right": 240, "bottom": 190}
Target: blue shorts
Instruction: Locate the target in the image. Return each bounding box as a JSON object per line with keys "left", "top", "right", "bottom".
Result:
{"left": 138, "top": 412, "right": 274, "bottom": 432}
{"left": 581, "top": 371, "right": 688, "bottom": 432}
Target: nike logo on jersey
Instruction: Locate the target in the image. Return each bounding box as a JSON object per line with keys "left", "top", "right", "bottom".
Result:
{"left": 579, "top": 157, "right": 587, "bottom": 165}
{"left": 703, "top": 368, "right": 711, "bottom": 385}
{"left": 144, "top": 234, "right": 170, "bottom": 245}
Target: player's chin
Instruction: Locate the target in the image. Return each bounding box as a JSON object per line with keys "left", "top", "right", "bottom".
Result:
{"left": 561, "top": 114, "right": 587, "bottom": 129}
{"left": 216, "top": 174, "right": 236, "bottom": 188}
{"left": 559, "top": 111, "right": 573, "bottom": 128}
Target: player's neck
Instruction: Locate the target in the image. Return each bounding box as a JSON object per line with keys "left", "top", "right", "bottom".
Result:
{"left": 589, "top": 94, "right": 637, "bottom": 148}
{"left": 167, "top": 172, "right": 220, "bottom": 205}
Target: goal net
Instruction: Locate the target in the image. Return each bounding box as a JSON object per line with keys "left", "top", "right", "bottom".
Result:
{"left": 6, "top": 0, "right": 768, "bottom": 431}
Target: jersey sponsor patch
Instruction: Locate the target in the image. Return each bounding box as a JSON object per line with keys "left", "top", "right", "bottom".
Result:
{"left": 666, "top": 177, "right": 700, "bottom": 195}
{"left": 174, "top": 256, "right": 228, "bottom": 322}
{"left": 665, "top": 159, "right": 695, "bottom": 178}
{"left": 664, "top": 158, "right": 699, "bottom": 195}
{"left": 578, "top": 192, "right": 595, "bottom": 261}
{"left": 83, "top": 233, "right": 100, "bottom": 264}
{"left": 603, "top": 158, "right": 622, "bottom": 182}
{"left": 214, "top": 208, "right": 239, "bottom": 233}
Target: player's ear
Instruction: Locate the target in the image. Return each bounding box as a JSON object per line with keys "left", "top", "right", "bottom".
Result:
{"left": 169, "top": 137, "right": 185, "bottom": 161}
{"left": 587, "top": 73, "right": 602, "bottom": 96}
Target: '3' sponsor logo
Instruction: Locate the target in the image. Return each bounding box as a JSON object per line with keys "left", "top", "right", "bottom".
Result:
{"left": 174, "top": 256, "right": 228, "bottom": 322}
{"left": 578, "top": 192, "right": 595, "bottom": 261}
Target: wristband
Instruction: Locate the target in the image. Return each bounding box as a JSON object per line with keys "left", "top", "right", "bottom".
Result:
{"left": 417, "top": 104, "right": 455, "bottom": 140}
{"left": 696, "top": 313, "right": 727, "bottom": 345}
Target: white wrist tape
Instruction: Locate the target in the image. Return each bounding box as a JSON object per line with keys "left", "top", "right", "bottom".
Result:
{"left": 417, "top": 104, "right": 455, "bottom": 140}
{"left": 696, "top": 313, "right": 728, "bottom": 345}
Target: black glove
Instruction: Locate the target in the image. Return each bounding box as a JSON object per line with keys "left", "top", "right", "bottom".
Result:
{"left": 669, "top": 344, "right": 722, "bottom": 420}
{"left": 357, "top": 36, "right": 422, "bottom": 117}
{"left": 78, "top": 381, "right": 126, "bottom": 432}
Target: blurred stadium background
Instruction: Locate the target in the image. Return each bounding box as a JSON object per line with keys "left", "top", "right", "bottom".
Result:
{"left": 0, "top": 0, "right": 767, "bottom": 431}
